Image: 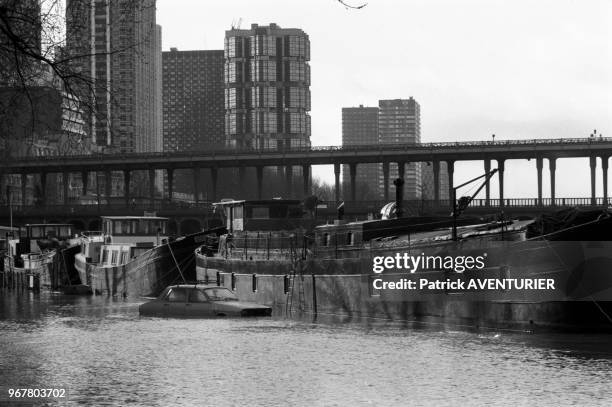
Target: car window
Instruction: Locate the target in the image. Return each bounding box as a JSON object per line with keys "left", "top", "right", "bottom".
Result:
{"left": 188, "top": 289, "right": 209, "bottom": 303}
{"left": 204, "top": 288, "right": 238, "bottom": 301}
{"left": 167, "top": 287, "right": 187, "bottom": 302}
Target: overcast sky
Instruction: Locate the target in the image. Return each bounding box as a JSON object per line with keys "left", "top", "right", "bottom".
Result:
{"left": 157, "top": 0, "right": 612, "bottom": 198}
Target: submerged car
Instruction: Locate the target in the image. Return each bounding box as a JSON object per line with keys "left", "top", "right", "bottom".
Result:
{"left": 139, "top": 284, "right": 272, "bottom": 317}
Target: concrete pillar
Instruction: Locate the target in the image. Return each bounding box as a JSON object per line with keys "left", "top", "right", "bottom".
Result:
{"left": 334, "top": 163, "right": 340, "bottom": 202}
{"left": 40, "top": 172, "right": 47, "bottom": 203}
{"left": 498, "top": 159, "right": 505, "bottom": 208}
{"left": 603, "top": 157, "right": 609, "bottom": 205}
{"left": 63, "top": 172, "right": 70, "bottom": 205}
{"left": 167, "top": 168, "right": 174, "bottom": 202}
{"left": 81, "top": 171, "right": 88, "bottom": 196}
{"left": 590, "top": 156, "right": 597, "bottom": 205}
{"left": 210, "top": 168, "right": 218, "bottom": 202}
{"left": 536, "top": 157, "right": 543, "bottom": 206}
{"left": 383, "top": 162, "right": 390, "bottom": 201}
{"left": 433, "top": 160, "right": 440, "bottom": 206}
{"left": 302, "top": 164, "right": 310, "bottom": 197}
{"left": 123, "top": 170, "right": 130, "bottom": 207}
{"left": 549, "top": 158, "right": 556, "bottom": 205}
{"left": 397, "top": 161, "right": 405, "bottom": 180}
{"left": 238, "top": 167, "right": 246, "bottom": 197}
{"left": 484, "top": 159, "right": 491, "bottom": 206}
{"left": 256, "top": 166, "right": 263, "bottom": 200}
{"left": 148, "top": 169, "right": 156, "bottom": 203}
{"left": 20, "top": 173, "right": 27, "bottom": 205}
{"left": 285, "top": 165, "right": 293, "bottom": 198}
{"left": 105, "top": 171, "right": 112, "bottom": 206}
{"left": 193, "top": 167, "right": 201, "bottom": 203}
{"left": 349, "top": 163, "right": 357, "bottom": 202}
{"left": 447, "top": 160, "right": 455, "bottom": 209}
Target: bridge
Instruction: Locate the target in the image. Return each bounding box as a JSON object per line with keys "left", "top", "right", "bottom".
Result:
{"left": 1, "top": 197, "right": 609, "bottom": 236}
{"left": 2, "top": 137, "right": 612, "bottom": 209}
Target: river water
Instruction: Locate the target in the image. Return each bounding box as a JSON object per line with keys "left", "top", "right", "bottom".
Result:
{"left": 0, "top": 290, "right": 610, "bottom": 406}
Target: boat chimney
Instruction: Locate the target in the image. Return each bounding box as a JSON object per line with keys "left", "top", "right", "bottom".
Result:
{"left": 393, "top": 178, "right": 404, "bottom": 218}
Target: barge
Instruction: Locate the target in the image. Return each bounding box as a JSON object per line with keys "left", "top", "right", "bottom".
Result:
{"left": 195, "top": 198, "right": 612, "bottom": 332}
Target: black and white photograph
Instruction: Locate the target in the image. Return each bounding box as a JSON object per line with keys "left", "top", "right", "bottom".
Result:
{"left": 0, "top": 0, "right": 611, "bottom": 405}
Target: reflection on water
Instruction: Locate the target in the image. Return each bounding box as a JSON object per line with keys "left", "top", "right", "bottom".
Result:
{"left": 0, "top": 290, "right": 611, "bottom": 406}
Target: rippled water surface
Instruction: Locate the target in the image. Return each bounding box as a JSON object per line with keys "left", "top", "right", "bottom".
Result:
{"left": 0, "top": 290, "right": 611, "bottom": 406}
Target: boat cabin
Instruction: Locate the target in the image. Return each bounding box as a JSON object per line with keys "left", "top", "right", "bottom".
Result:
{"left": 102, "top": 216, "right": 168, "bottom": 245}
{"left": 213, "top": 199, "right": 304, "bottom": 232}
{"left": 23, "top": 223, "right": 74, "bottom": 253}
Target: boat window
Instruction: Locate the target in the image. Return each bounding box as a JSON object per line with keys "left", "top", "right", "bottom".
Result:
{"left": 142, "top": 220, "right": 150, "bottom": 235}
{"left": 59, "top": 226, "right": 71, "bottom": 237}
{"left": 323, "top": 233, "right": 330, "bottom": 246}
{"left": 101, "top": 249, "right": 108, "bottom": 263}
{"left": 30, "top": 226, "right": 43, "bottom": 239}
{"left": 188, "top": 289, "right": 209, "bottom": 303}
{"left": 251, "top": 207, "right": 270, "bottom": 219}
{"left": 167, "top": 287, "right": 187, "bottom": 302}
{"left": 346, "top": 232, "right": 354, "bottom": 246}
{"left": 121, "top": 221, "right": 129, "bottom": 234}
{"left": 204, "top": 287, "right": 239, "bottom": 301}
{"left": 114, "top": 221, "right": 121, "bottom": 235}
{"left": 120, "top": 251, "right": 128, "bottom": 264}
{"left": 234, "top": 205, "right": 244, "bottom": 220}
{"left": 111, "top": 250, "right": 118, "bottom": 265}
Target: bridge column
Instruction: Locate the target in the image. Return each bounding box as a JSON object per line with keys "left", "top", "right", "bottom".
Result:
{"left": 302, "top": 165, "right": 311, "bottom": 197}
{"left": 433, "top": 160, "right": 440, "bottom": 206}
{"left": 166, "top": 168, "right": 174, "bottom": 202}
{"left": 238, "top": 167, "right": 246, "bottom": 197}
{"left": 63, "top": 172, "right": 70, "bottom": 205}
{"left": 105, "top": 171, "right": 112, "bottom": 206}
{"left": 210, "top": 168, "right": 218, "bottom": 202}
{"left": 602, "top": 156, "right": 609, "bottom": 205}
{"left": 484, "top": 160, "right": 491, "bottom": 206}
{"left": 81, "top": 171, "right": 88, "bottom": 196}
{"left": 447, "top": 160, "right": 454, "bottom": 209}
{"left": 193, "top": 167, "right": 200, "bottom": 203}
{"left": 498, "top": 159, "right": 505, "bottom": 208}
{"left": 123, "top": 170, "right": 131, "bottom": 207}
{"left": 256, "top": 166, "right": 263, "bottom": 200}
{"left": 536, "top": 157, "right": 543, "bottom": 206}
{"left": 40, "top": 172, "right": 46, "bottom": 203}
{"left": 590, "top": 156, "right": 597, "bottom": 206}
{"left": 20, "top": 173, "right": 27, "bottom": 205}
{"left": 349, "top": 163, "right": 357, "bottom": 202}
{"left": 383, "top": 162, "right": 390, "bottom": 201}
{"left": 148, "top": 169, "right": 156, "bottom": 203}
{"left": 285, "top": 165, "right": 293, "bottom": 198}
{"left": 397, "top": 161, "right": 405, "bottom": 180}
{"left": 334, "top": 163, "right": 340, "bottom": 202}
{"left": 549, "top": 158, "right": 556, "bottom": 205}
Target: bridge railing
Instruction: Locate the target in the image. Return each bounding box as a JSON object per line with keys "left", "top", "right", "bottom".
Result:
{"left": 5, "top": 136, "right": 612, "bottom": 164}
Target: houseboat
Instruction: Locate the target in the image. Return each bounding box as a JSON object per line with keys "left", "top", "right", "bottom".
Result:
{"left": 2, "top": 223, "right": 78, "bottom": 290}
{"left": 75, "top": 216, "right": 225, "bottom": 297}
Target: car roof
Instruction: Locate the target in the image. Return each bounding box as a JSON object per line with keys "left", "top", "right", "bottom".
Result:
{"left": 168, "top": 284, "right": 226, "bottom": 289}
